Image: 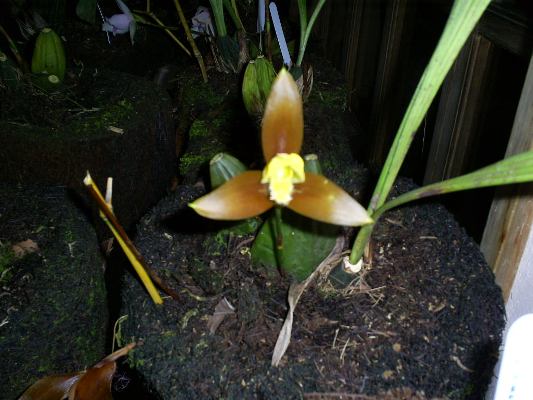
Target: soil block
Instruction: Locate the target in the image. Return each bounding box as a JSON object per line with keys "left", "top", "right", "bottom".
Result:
{"left": 0, "top": 69, "right": 176, "bottom": 233}
{"left": 117, "top": 62, "right": 504, "bottom": 399}
{"left": 0, "top": 185, "right": 108, "bottom": 398}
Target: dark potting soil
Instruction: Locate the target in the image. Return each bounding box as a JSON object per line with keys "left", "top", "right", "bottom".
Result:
{"left": 118, "top": 176, "right": 504, "bottom": 399}
{"left": 111, "top": 56, "right": 505, "bottom": 399}
{"left": 0, "top": 185, "right": 108, "bottom": 398}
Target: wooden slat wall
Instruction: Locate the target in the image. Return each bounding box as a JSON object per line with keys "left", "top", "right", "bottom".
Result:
{"left": 368, "top": 0, "right": 410, "bottom": 171}
{"left": 312, "top": 0, "right": 533, "bottom": 301}
{"left": 480, "top": 54, "right": 533, "bottom": 301}
{"left": 423, "top": 34, "right": 494, "bottom": 183}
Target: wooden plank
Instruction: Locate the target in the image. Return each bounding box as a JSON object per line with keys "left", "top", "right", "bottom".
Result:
{"left": 480, "top": 53, "right": 533, "bottom": 301}
{"left": 341, "top": 0, "right": 383, "bottom": 121}
{"left": 478, "top": 3, "right": 533, "bottom": 57}
{"left": 423, "top": 33, "right": 494, "bottom": 183}
{"left": 342, "top": 0, "right": 365, "bottom": 107}
{"left": 368, "top": 0, "right": 409, "bottom": 171}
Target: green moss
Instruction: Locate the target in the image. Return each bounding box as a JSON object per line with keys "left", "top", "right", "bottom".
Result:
{"left": 0, "top": 242, "right": 15, "bottom": 283}
{"left": 189, "top": 257, "right": 225, "bottom": 294}
{"left": 179, "top": 153, "right": 209, "bottom": 174}
{"left": 67, "top": 101, "right": 135, "bottom": 137}
{"left": 189, "top": 120, "right": 210, "bottom": 138}
{"left": 180, "top": 78, "right": 224, "bottom": 112}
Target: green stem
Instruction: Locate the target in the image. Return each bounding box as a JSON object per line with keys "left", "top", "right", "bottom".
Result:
{"left": 296, "top": 0, "right": 326, "bottom": 67}
{"left": 209, "top": 0, "right": 227, "bottom": 37}
{"left": 274, "top": 206, "right": 284, "bottom": 250}
{"left": 297, "top": 0, "right": 307, "bottom": 54}
{"left": 224, "top": 0, "right": 245, "bottom": 31}
{"left": 172, "top": 0, "right": 208, "bottom": 82}
{"left": 265, "top": 0, "right": 272, "bottom": 60}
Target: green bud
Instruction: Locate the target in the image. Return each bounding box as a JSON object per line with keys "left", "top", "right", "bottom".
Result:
{"left": 303, "top": 154, "right": 323, "bottom": 175}
{"left": 242, "top": 56, "right": 276, "bottom": 117}
{"left": 31, "top": 28, "right": 66, "bottom": 82}
{"left": 209, "top": 152, "right": 247, "bottom": 189}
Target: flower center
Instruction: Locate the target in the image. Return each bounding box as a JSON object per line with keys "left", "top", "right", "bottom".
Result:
{"left": 261, "top": 153, "right": 305, "bottom": 205}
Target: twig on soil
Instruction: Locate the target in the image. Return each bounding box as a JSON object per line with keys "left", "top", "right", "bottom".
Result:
{"left": 304, "top": 392, "right": 375, "bottom": 399}
{"left": 339, "top": 337, "right": 350, "bottom": 364}
{"left": 451, "top": 355, "right": 474, "bottom": 372}
{"left": 331, "top": 328, "right": 339, "bottom": 349}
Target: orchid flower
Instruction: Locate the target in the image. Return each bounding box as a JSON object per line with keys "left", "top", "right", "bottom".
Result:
{"left": 102, "top": 0, "right": 136, "bottom": 45}
{"left": 189, "top": 70, "right": 372, "bottom": 227}
{"left": 191, "top": 6, "right": 215, "bottom": 39}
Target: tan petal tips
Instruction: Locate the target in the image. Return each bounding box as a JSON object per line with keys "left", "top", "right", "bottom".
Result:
{"left": 288, "top": 173, "right": 373, "bottom": 226}
{"left": 189, "top": 171, "right": 274, "bottom": 220}
{"left": 261, "top": 69, "right": 304, "bottom": 161}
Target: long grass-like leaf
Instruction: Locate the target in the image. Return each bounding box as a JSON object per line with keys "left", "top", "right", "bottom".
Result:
{"left": 209, "top": 0, "right": 227, "bottom": 37}
{"left": 373, "top": 151, "right": 533, "bottom": 220}
{"left": 350, "top": 0, "right": 491, "bottom": 264}
{"left": 296, "top": 0, "right": 326, "bottom": 67}
{"left": 369, "top": 0, "right": 491, "bottom": 213}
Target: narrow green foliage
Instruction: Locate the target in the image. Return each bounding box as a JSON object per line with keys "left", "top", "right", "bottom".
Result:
{"left": 374, "top": 151, "right": 533, "bottom": 221}
{"left": 350, "top": 0, "right": 492, "bottom": 263}
{"left": 295, "top": 0, "right": 327, "bottom": 67}
{"left": 209, "top": 0, "right": 227, "bottom": 37}
{"left": 223, "top": 0, "right": 244, "bottom": 31}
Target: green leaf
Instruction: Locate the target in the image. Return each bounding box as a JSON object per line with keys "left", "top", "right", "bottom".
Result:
{"left": 209, "top": 0, "right": 227, "bottom": 37}
{"left": 251, "top": 209, "right": 338, "bottom": 282}
{"left": 76, "top": 0, "right": 97, "bottom": 24}
{"left": 350, "top": 0, "right": 492, "bottom": 264}
{"left": 374, "top": 151, "right": 533, "bottom": 219}
{"left": 370, "top": 0, "right": 492, "bottom": 213}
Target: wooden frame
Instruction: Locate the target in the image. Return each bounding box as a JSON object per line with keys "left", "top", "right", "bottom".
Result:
{"left": 423, "top": 3, "right": 533, "bottom": 300}
{"left": 480, "top": 54, "right": 533, "bottom": 301}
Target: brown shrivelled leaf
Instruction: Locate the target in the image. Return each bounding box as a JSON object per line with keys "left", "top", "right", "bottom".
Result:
{"left": 207, "top": 297, "right": 235, "bottom": 334}
{"left": 19, "top": 343, "right": 136, "bottom": 400}
{"left": 19, "top": 374, "right": 82, "bottom": 400}
{"left": 261, "top": 69, "right": 303, "bottom": 162}
{"left": 12, "top": 239, "right": 40, "bottom": 258}
{"left": 189, "top": 171, "right": 273, "bottom": 220}
{"left": 288, "top": 173, "right": 372, "bottom": 226}
{"left": 68, "top": 362, "right": 115, "bottom": 400}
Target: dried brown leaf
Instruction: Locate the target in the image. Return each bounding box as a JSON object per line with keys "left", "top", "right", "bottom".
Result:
{"left": 18, "top": 374, "right": 81, "bottom": 400}
{"left": 12, "top": 239, "right": 39, "bottom": 258}
{"left": 207, "top": 297, "right": 235, "bottom": 334}
{"left": 18, "top": 343, "right": 136, "bottom": 400}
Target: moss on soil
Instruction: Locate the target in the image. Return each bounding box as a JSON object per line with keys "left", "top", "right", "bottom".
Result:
{"left": 0, "top": 186, "right": 108, "bottom": 399}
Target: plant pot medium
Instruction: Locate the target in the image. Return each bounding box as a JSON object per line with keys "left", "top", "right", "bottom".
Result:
{"left": 0, "top": 185, "right": 108, "bottom": 399}
{"left": 113, "top": 60, "right": 504, "bottom": 399}
{"left": 117, "top": 173, "right": 503, "bottom": 399}
{"left": 0, "top": 69, "right": 176, "bottom": 233}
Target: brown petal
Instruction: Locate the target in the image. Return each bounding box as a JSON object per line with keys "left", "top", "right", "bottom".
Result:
{"left": 261, "top": 69, "right": 303, "bottom": 161}
{"left": 19, "top": 374, "right": 82, "bottom": 400}
{"left": 189, "top": 171, "right": 274, "bottom": 220}
{"left": 288, "top": 173, "right": 372, "bottom": 226}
